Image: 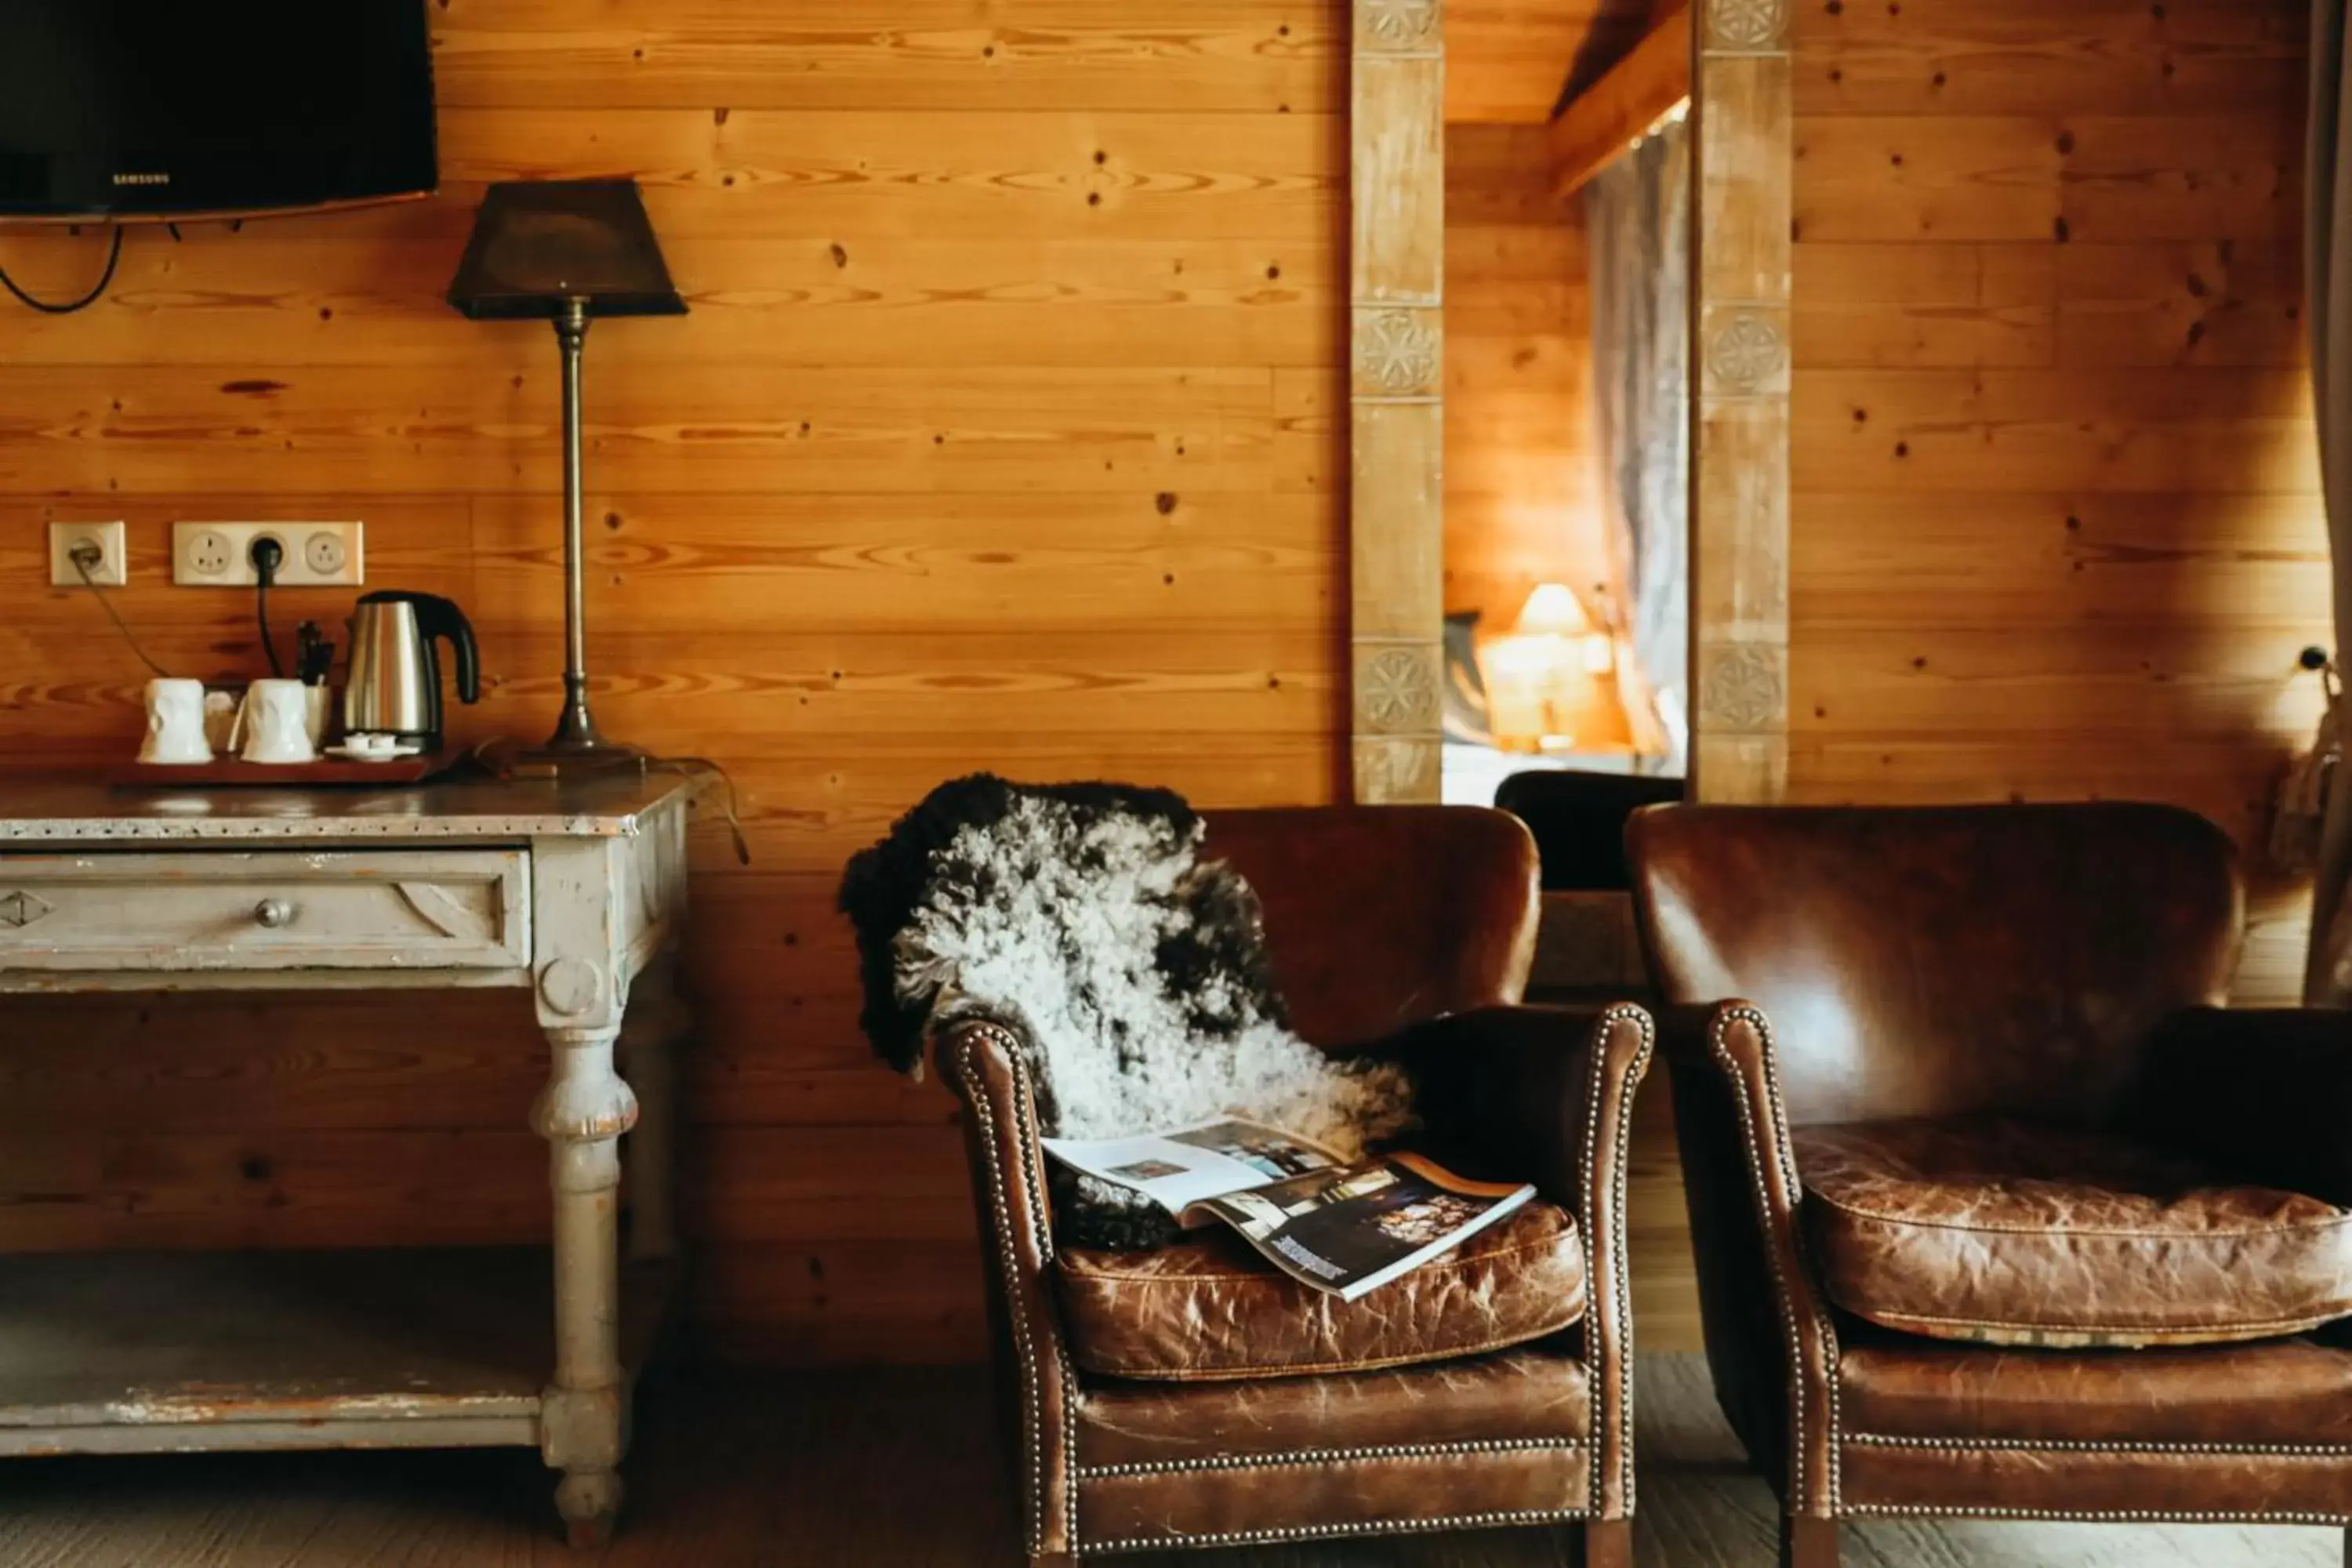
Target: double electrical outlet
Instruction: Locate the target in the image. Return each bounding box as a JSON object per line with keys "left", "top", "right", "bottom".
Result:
{"left": 173, "top": 521, "right": 364, "bottom": 586}
{"left": 45, "top": 520, "right": 365, "bottom": 587}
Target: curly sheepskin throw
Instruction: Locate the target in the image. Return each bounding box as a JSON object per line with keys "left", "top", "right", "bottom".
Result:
{"left": 838, "top": 775, "right": 1414, "bottom": 1245}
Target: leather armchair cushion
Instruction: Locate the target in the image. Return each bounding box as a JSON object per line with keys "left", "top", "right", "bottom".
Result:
{"left": 1839, "top": 1324, "right": 2352, "bottom": 1445}
{"left": 1795, "top": 1116, "right": 2352, "bottom": 1348}
{"left": 1055, "top": 1200, "right": 1586, "bottom": 1380}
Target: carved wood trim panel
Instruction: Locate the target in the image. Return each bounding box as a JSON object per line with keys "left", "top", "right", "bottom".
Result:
{"left": 1349, "top": 0, "right": 1446, "bottom": 803}
{"left": 1689, "top": 0, "right": 1791, "bottom": 801}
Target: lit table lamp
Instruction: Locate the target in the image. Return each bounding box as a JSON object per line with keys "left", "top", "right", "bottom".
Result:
{"left": 1480, "top": 582, "right": 1627, "bottom": 753}
{"left": 447, "top": 180, "right": 687, "bottom": 775}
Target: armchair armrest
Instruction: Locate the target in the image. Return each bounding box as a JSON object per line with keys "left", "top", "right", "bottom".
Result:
{"left": 1654, "top": 1002, "right": 1839, "bottom": 1519}
{"left": 1385, "top": 1004, "right": 1650, "bottom": 1206}
{"left": 932, "top": 1017, "right": 1081, "bottom": 1563}
{"left": 1377, "top": 1002, "right": 1654, "bottom": 1523}
{"left": 2130, "top": 1007, "right": 2352, "bottom": 1206}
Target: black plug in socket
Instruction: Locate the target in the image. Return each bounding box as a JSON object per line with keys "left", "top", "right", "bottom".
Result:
{"left": 249, "top": 535, "right": 285, "bottom": 584}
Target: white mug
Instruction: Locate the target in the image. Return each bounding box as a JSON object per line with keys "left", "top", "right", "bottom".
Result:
{"left": 140, "top": 678, "right": 212, "bottom": 765}
{"left": 241, "top": 679, "right": 317, "bottom": 765}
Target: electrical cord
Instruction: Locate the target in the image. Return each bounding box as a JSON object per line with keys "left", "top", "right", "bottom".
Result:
{"left": 465, "top": 742, "right": 753, "bottom": 864}
{"left": 0, "top": 227, "right": 124, "bottom": 314}
{"left": 251, "top": 536, "right": 285, "bottom": 677}
{"left": 67, "top": 543, "right": 170, "bottom": 679}
{"left": 647, "top": 755, "right": 753, "bottom": 864}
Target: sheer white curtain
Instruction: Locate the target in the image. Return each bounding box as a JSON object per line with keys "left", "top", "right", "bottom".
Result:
{"left": 2307, "top": 0, "right": 2352, "bottom": 1000}
{"left": 1583, "top": 114, "right": 1690, "bottom": 773}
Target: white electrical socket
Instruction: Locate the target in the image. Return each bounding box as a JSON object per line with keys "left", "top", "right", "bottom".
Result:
{"left": 173, "top": 521, "right": 363, "bottom": 587}
{"left": 49, "top": 521, "right": 127, "bottom": 586}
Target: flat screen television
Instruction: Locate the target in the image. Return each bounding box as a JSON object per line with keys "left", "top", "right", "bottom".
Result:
{"left": 0, "top": 2, "right": 437, "bottom": 221}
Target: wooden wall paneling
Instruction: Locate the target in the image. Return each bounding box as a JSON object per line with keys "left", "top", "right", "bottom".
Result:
{"left": 1690, "top": 0, "right": 1791, "bottom": 804}
{"left": 0, "top": 0, "right": 1354, "bottom": 1363}
{"left": 0, "top": 366, "right": 1283, "bottom": 498}
{"left": 1350, "top": 0, "right": 1447, "bottom": 803}
{"left": 1786, "top": 0, "right": 2325, "bottom": 1006}
{"left": 0, "top": 232, "right": 1345, "bottom": 372}
{"left": 1791, "top": 0, "right": 2305, "bottom": 118}
{"left": 431, "top": 0, "right": 1346, "bottom": 115}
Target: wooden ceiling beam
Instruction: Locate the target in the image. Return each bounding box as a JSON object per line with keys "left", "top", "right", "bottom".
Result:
{"left": 1546, "top": 1, "right": 1691, "bottom": 199}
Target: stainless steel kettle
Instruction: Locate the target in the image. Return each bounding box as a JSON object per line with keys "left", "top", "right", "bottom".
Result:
{"left": 343, "top": 590, "right": 481, "bottom": 749}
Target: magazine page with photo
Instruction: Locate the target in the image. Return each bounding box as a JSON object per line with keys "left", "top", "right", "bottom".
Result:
{"left": 1040, "top": 1119, "right": 1345, "bottom": 1224}
{"left": 1044, "top": 1118, "right": 1536, "bottom": 1300}
{"left": 1185, "top": 1152, "right": 1534, "bottom": 1300}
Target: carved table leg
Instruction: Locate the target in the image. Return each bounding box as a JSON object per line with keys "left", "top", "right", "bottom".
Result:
{"left": 532, "top": 835, "right": 640, "bottom": 1546}
{"left": 619, "top": 954, "right": 687, "bottom": 1263}
{"left": 536, "top": 1022, "right": 638, "bottom": 1546}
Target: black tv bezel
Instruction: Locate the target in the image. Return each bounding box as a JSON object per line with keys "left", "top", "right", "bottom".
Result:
{"left": 0, "top": 3, "right": 440, "bottom": 226}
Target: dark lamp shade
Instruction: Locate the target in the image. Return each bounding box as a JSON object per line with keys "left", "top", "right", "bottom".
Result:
{"left": 446, "top": 180, "right": 687, "bottom": 320}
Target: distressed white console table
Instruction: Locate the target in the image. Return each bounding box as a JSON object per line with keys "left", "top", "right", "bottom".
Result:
{"left": 0, "top": 775, "right": 693, "bottom": 1544}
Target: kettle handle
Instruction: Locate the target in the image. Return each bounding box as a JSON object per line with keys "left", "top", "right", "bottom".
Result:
{"left": 411, "top": 593, "right": 481, "bottom": 705}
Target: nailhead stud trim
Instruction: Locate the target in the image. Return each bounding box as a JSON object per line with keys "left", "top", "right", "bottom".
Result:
{"left": 956, "top": 1028, "right": 1048, "bottom": 1557}
{"left": 1058, "top": 1341, "right": 1080, "bottom": 1554}
{"left": 1711, "top": 1004, "right": 1843, "bottom": 1512}
{"left": 1581, "top": 1004, "right": 1656, "bottom": 1520}
{"left": 1075, "top": 1507, "right": 1590, "bottom": 1555}
{"left": 1843, "top": 1504, "right": 2352, "bottom": 1526}
{"left": 1848, "top": 1432, "right": 2352, "bottom": 1458}
{"left": 1076, "top": 1437, "right": 1587, "bottom": 1479}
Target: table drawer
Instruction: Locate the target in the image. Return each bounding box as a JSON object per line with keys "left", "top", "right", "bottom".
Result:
{"left": 0, "top": 851, "right": 530, "bottom": 972}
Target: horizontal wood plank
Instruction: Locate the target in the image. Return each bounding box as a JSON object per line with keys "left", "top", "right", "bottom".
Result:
{"left": 1794, "top": 0, "right": 2303, "bottom": 118}
{"left": 430, "top": 0, "right": 1341, "bottom": 115}
{"left": 437, "top": 107, "right": 1342, "bottom": 242}
{"left": 1790, "top": 490, "right": 2329, "bottom": 626}
{"left": 0, "top": 236, "right": 1338, "bottom": 371}
{"left": 1791, "top": 368, "right": 2318, "bottom": 494}
{"left": 0, "top": 367, "right": 1279, "bottom": 497}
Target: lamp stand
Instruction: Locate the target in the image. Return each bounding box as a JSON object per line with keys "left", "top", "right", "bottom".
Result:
{"left": 514, "top": 297, "right": 643, "bottom": 778}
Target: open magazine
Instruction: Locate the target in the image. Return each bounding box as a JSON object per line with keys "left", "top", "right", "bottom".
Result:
{"left": 1042, "top": 1118, "right": 1534, "bottom": 1301}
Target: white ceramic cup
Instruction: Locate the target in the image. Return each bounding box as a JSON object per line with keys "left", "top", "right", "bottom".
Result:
{"left": 241, "top": 678, "right": 317, "bottom": 765}
{"left": 140, "top": 678, "right": 212, "bottom": 765}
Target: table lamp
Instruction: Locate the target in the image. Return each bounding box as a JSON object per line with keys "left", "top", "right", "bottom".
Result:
{"left": 1480, "top": 581, "right": 1628, "bottom": 753}
{"left": 447, "top": 179, "right": 687, "bottom": 775}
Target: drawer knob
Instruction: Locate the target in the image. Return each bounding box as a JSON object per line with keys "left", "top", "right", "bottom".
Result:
{"left": 254, "top": 898, "right": 296, "bottom": 929}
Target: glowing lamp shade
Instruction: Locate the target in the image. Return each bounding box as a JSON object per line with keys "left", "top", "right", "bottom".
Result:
{"left": 1516, "top": 581, "right": 1595, "bottom": 638}
{"left": 1479, "top": 582, "right": 1629, "bottom": 752}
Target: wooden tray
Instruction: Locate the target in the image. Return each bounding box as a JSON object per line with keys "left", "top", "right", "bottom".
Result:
{"left": 108, "top": 750, "right": 462, "bottom": 789}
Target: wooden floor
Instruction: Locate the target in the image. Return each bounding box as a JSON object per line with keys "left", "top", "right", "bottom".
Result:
{"left": 0, "top": 1356, "right": 2334, "bottom": 1566}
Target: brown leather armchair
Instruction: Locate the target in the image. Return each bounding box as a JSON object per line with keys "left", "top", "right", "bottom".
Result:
{"left": 1628, "top": 802, "right": 2352, "bottom": 1567}
{"left": 935, "top": 806, "right": 1653, "bottom": 1564}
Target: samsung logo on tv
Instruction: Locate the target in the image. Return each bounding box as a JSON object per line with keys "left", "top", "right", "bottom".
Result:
{"left": 111, "top": 172, "right": 169, "bottom": 187}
